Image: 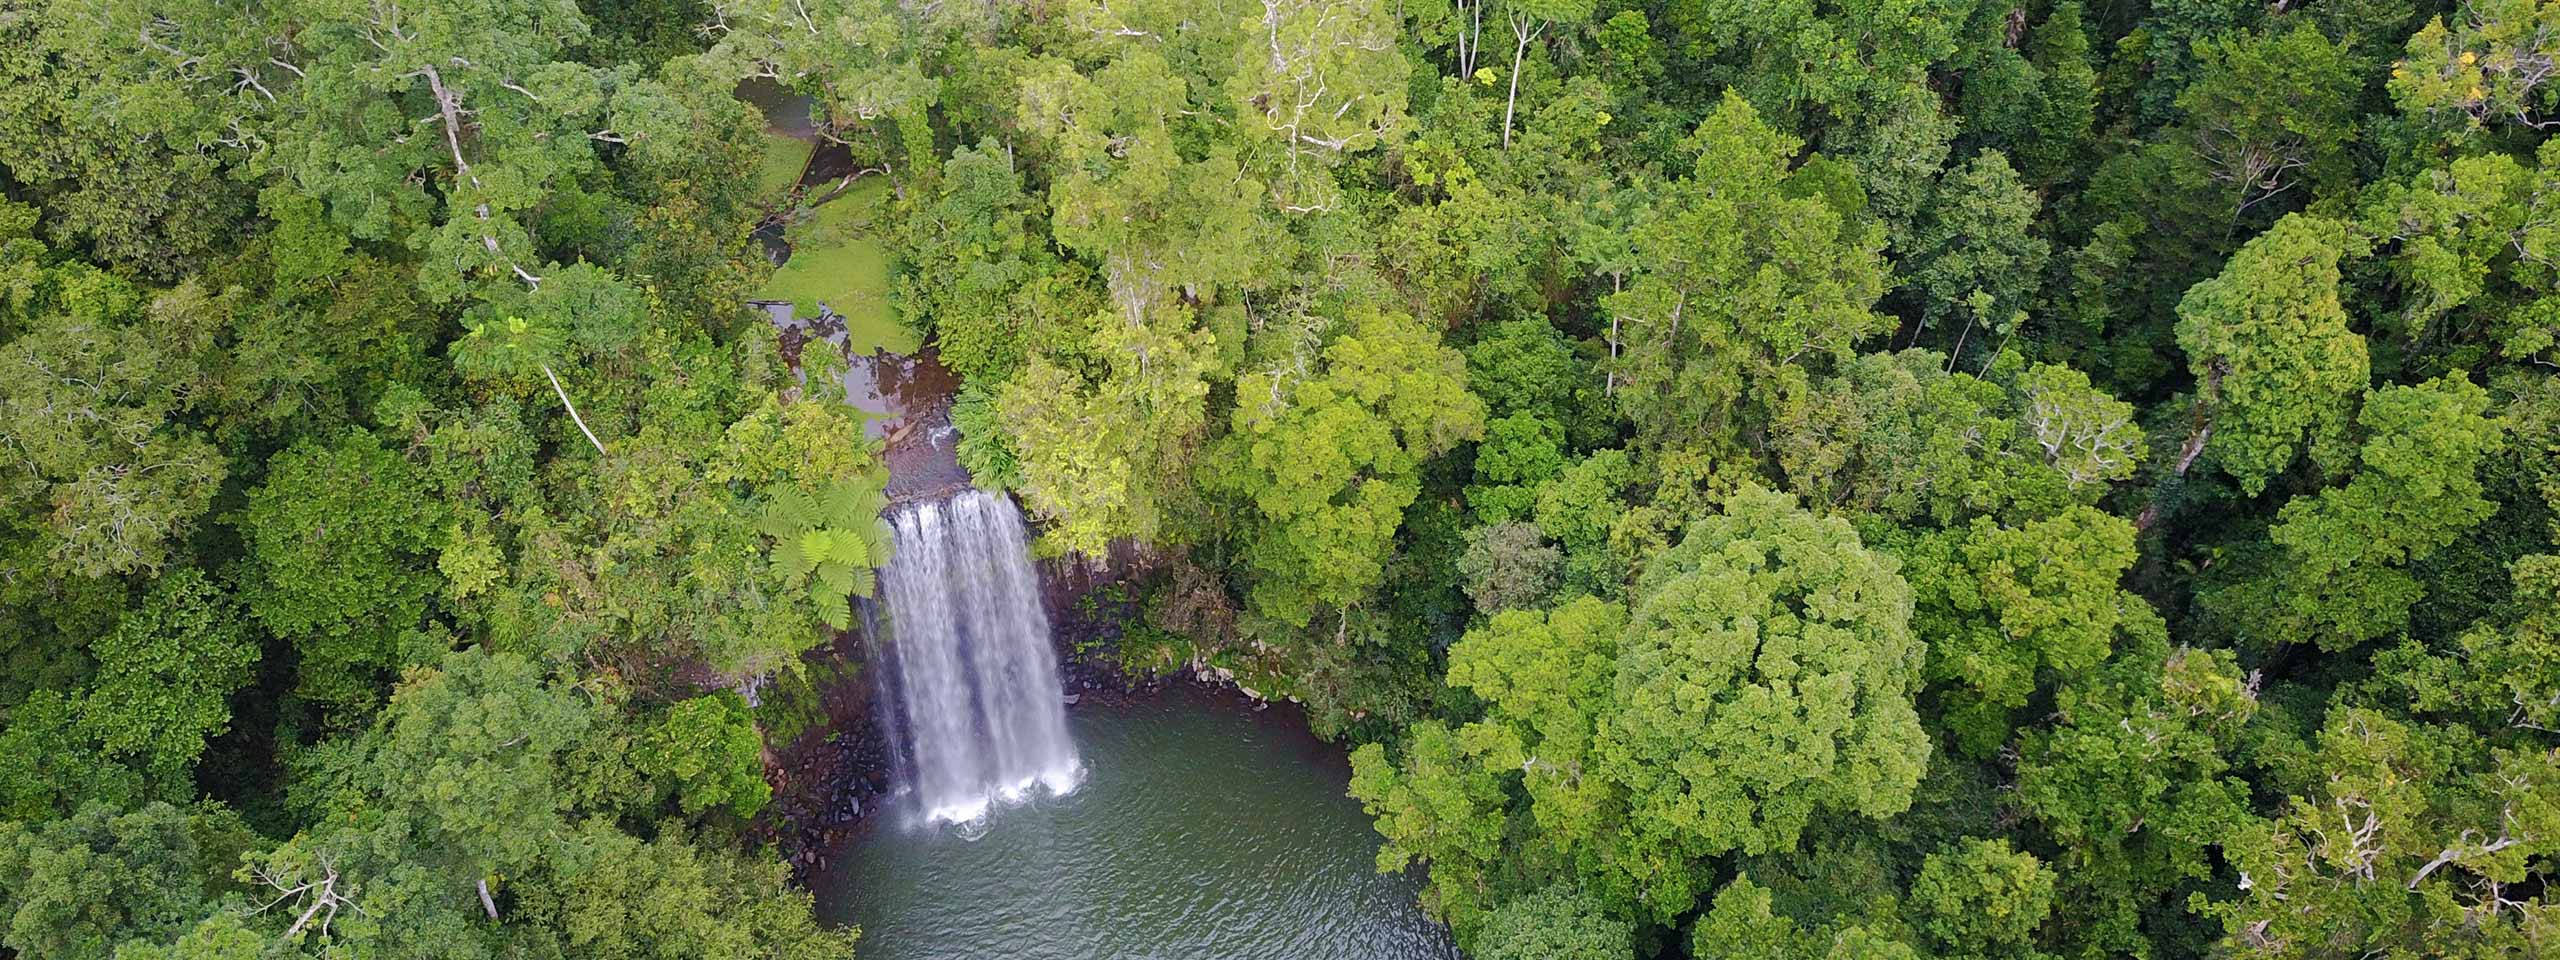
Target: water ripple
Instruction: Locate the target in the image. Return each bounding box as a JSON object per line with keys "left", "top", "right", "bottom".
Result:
{"left": 817, "top": 688, "right": 1460, "bottom": 960}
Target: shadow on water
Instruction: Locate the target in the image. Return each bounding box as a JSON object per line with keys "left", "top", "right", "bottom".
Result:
{"left": 738, "top": 76, "right": 821, "bottom": 140}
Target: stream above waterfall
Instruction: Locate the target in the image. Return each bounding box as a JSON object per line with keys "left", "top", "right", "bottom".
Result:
{"left": 813, "top": 685, "right": 1460, "bottom": 960}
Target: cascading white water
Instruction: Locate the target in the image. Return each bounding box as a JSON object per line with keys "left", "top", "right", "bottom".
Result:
{"left": 874, "top": 489, "right": 1081, "bottom": 826}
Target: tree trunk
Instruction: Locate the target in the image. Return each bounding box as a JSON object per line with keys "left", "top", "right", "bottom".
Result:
{"left": 1457, "top": 0, "right": 1482, "bottom": 76}
{"left": 544, "top": 364, "right": 607, "bottom": 456}
{"left": 1605, "top": 272, "right": 1622, "bottom": 397}
{"left": 2134, "top": 361, "right": 2226, "bottom": 534}
{"left": 1945, "top": 311, "right": 1976, "bottom": 371}
{"left": 1503, "top": 17, "right": 1535, "bottom": 149}
{"left": 478, "top": 878, "right": 501, "bottom": 922}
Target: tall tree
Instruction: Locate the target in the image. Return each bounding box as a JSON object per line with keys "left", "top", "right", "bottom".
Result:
{"left": 1768, "top": 352, "right": 2144, "bottom": 527}
{"left": 234, "top": 430, "right": 444, "bottom": 710}
{"left": 1497, "top": 0, "right": 1593, "bottom": 149}
{"left": 2393, "top": 0, "right": 2560, "bottom": 140}
{"left": 2161, "top": 214, "right": 2371, "bottom": 506}
{"left": 999, "top": 313, "right": 1220, "bottom": 558}
{"left": 2207, "top": 376, "right": 2506, "bottom": 650}
{"left": 1910, "top": 838, "right": 2056, "bottom": 957}
{"left": 2212, "top": 709, "right": 2560, "bottom": 958}
{"left": 1231, "top": 0, "right": 1410, "bottom": 211}
{"left": 2177, "top": 23, "right": 2360, "bottom": 215}
{"left": 0, "top": 238, "right": 224, "bottom": 578}
{"left": 0, "top": 802, "right": 251, "bottom": 960}
{"left": 1599, "top": 485, "right": 1927, "bottom": 920}
{"left": 1472, "top": 883, "right": 1630, "bottom": 960}
{"left": 1901, "top": 150, "right": 2048, "bottom": 357}
{"left": 81, "top": 569, "right": 258, "bottom": 791}
{"left": 2018, "top": 636, "right": 2259, "bottom": 957}
{"left": 1606, "top": 93, "right": 1891, "bottom": 453}
{"left": 1902, "top": 506, "right": 2138, "bottom": 756}
{"left": 1019, "top": 50, "right": 1278, "bottom": 323}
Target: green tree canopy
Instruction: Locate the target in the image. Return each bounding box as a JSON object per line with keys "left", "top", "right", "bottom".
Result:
{"left": 1605, "top": 93, "right": 1891, "bottom": 453}
{"left": 2207, "top": 375, "right": 2505, "bottom": 650}
{"left": 0, "top": 802, "right": 251, "bottom": 960}
{"left": 2171, "top": 213, "right": 2372, "bottom": 496}
{"left": 82, "top": 569, "right": 258, "bottom": 790}
{"left": 1600, "top": 485, "right": 1927, "bottom": 918}
{"left": 234, "top": 430, "right": 443, "bottom": 710}
{"left": 1902, "top": 506, "right": 2139, "bottom": 756}
{"left": 1472, "top": 882, "right": 1631, "bottom": 960}
{"left": 1911, "top": 838, "right": 2056, "bottom": 953}
{"left": 0, "top": 245, "right": 224, "bottom": 578}
{"left": 1208, "top": 306, "right": 1484, "bottom": 625}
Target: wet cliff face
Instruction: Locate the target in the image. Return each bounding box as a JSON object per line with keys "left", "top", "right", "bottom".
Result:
{"left": 757, "top": 626, "right": 895, "bottom": 877}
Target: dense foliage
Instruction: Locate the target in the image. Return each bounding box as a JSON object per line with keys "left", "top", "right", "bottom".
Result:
{"left": 4, "top": 0, "right": 2559, "bottom": 958}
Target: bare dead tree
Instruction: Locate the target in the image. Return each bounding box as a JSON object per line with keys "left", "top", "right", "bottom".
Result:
{"left": 249, "top": 855, "right": 369, "bottom": 941}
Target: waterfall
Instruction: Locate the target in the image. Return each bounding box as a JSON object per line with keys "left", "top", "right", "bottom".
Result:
{"left": 873, "top": 489, "right": 1081, "bottom": 826}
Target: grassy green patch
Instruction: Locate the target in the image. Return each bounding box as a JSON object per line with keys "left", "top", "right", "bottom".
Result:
{"left": 752, "top": 133, "right": 815, "bottom": 205}
{"left": 756, "top": 178, "right": 917, "bottom": 355}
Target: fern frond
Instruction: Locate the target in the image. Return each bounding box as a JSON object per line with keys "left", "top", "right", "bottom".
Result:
{"left": 771, "top": 536, "right": 809, "bottom": 579}
{"left": 813, "top": 561, "right": 856, "bottom": 599}
{"left": 867, "top": 524, "right": 897, "bottom": 567}
{"left": 821, "top": 479, "right": 868, "bottom": 527}
{"left": 815, "top": 593, "right": 852, "bottom": 630}
{"left": 791, "top": 529, "right": 834, "bottom": 578}
{"left": 823, "top": 528, "right": 871, "bottom": 567}
{"left": 759, "top": 486, "right": 819, "bottom": 538}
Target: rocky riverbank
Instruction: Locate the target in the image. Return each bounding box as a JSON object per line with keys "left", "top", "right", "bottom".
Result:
{"left": 753, "top": 624, "right": 896, "bottom": 879}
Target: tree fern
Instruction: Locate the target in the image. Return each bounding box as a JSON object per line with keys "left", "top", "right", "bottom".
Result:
{"left": 812, "top": 588, "right": 853, "bottom": 630}
{"left": 865, "top": 520, "right": 896, "bottom": 567}
{"left": 822, "top": 475, "right": 889, "bottom": 529}
{"left": 756, "top": 477, "right": 895, "bottom": 627}
{"left": 758, "top": 486, "right": 821, "bottom": 539}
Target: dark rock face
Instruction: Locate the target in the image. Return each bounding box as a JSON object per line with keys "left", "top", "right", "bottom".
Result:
{"left": 756, "top": 627, "right": 899, "bottom": 875}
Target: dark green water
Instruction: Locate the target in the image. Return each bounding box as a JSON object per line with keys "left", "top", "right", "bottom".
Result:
{"left": 817, "top": 687, "right": 1460, "bottom": 960}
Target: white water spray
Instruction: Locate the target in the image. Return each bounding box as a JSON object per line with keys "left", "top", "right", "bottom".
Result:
{"left": 873, "top": 490, "right": 1081, "bottom": 827}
